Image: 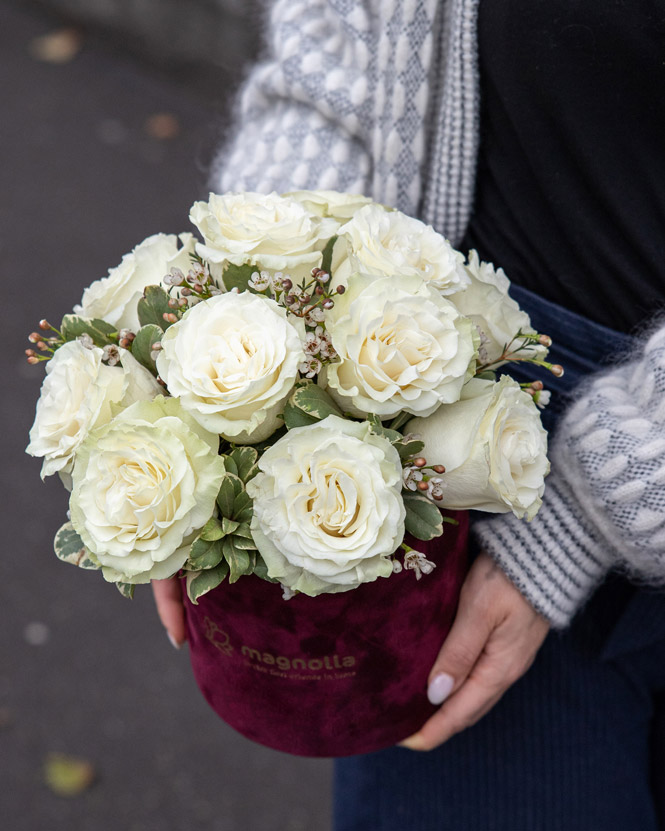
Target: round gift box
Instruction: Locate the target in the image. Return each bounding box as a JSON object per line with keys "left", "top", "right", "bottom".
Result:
{"left": 183, "top": 511, "right": 469, "bottom": 758}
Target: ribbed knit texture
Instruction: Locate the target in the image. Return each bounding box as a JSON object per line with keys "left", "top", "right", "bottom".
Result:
{"left": 210, "top": 0, "right": 665, "bottom": 627}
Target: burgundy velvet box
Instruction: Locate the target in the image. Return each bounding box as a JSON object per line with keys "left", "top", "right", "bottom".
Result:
{"left": 183, "top": 511, "right": 469, "bottom": 758}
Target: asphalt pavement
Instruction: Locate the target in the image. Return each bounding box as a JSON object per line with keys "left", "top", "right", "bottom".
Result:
{"left": 1, "top": 4, "right": 333, "bottom": 829}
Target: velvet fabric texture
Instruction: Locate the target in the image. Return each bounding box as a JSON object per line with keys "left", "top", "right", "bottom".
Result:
{"left": 183, "top": 513, "right": 469, "bottom": 757}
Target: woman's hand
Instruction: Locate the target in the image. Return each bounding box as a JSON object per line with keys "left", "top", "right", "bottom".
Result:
{"left": 151, "top": 577, "right": 187, "bottom": 649}
{"left": 400, "top": 552, "right": 550, "bottom": 751}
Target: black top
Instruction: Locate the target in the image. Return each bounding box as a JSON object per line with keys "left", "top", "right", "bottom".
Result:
{"left": 461, "top": 1, "right": 665, "bottom": 333}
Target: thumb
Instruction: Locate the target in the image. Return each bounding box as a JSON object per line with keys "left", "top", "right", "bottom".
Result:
{"left": 425, "top": 596, "right": 494, "bottom": 705}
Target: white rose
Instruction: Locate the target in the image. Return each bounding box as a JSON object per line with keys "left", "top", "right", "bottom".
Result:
{"left": 331, "top": 204, "right": 470, "bottom": 294}
{"left": 246, "top": 415, "right": 405, "bottom": 596}
{"left": 283, "top": 189, "right": 376, "bottom": 225}
{"left": 26, "top": 340, "right": 161, "bottom": 483}
{"left": 449, "top": 250, "right": 547, "bottom": 366}
{"left": 75, "top": 233, "right": 196, "bottom": 332}
{"left": 406, "top": 376, "right": 549, "bottom": 520}
{"left": 156, "top": 292, "right": 304, "bottom": 442}
{"left": 69, "top": 396, "right": 226, "bottom": 583}
{"left": 189, "top": 192, "right": 331, "bottom": 282}
{"left": 322, "top": 273, "right": 478, "bottom": 418}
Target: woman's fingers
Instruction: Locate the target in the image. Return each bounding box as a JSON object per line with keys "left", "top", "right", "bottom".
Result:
{"left": 151, "top": 577, "right": 187, "bottom": 648}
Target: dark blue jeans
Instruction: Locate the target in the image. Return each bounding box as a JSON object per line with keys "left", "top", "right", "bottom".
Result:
{"left": 334, "top": 287, "right": 665, "bottom": 830}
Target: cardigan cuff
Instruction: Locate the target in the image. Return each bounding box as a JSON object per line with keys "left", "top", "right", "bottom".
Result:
{"left": 472, "top": 474, "right": 615, "bottom": 629}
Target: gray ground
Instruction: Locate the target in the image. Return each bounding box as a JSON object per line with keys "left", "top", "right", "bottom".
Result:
{"left": 1, "top": 4, "right": 333, "bottom": 829}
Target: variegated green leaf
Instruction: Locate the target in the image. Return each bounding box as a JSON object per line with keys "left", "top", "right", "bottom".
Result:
{"left": 189, "top": 536, "right": 224, "bottom": 570}
{"left": 186, "top": 561, "right": 229, "bottom": 604}
{"left": 367, "top": 413, "right": 401, "bottom": 444}
{"left": 130, "top": 323, "right": 163, "bottom": 374}
{"left": 292, "top": 383, "right": 342, "bottom": 420}
{"left": 253, "top": 554, "right": 278, "bottom": 583}
{"left": 116, "top": 582, "right": 135, "bottom": 599}
{"left": 137, "top": 285, "right": 173, "bottom": 331}
{"left": 221, "top": 517, "right": 240, "bottom": 536}
{"left": 221, "top": 455, "right": 238, "bottom": 477}
{"left": 228, "top": 446, "right": 259, "bottom": 482}
{"left": 394, "top": 438, "right": 425, "bottom": 461}
{"left": 233, "top": 522, "right": 253, "bottom": 540}
{"left": 216, "top": 473, "right": 243, "bottom": 518}
{"left": 222, "top": 263, "right": 255, "bottom": 292}
{"left": 54, "top": 522, "right": 101, "bottom": 570}
{"left": 230, "top": 533, "right": 257, "bottom": 551}
{"left": 223, "top": 537, "right": 252, "bottom": 583}
{"left": 403, "top": 493, "right": 444, "bottom": 541}
{"left": 283, "top": 398, "right": 319, "bottom": 430}
{"left": 200, "top": 517, "right": 224, "bottom": 541}
{"left": 60, "top": 315, "right": 117, "bottom": 348}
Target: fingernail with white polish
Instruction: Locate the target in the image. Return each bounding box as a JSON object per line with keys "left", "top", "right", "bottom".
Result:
{"left": 427, "top": 672, "right": 454, "bottom": 705}
{"left": 167, "top": 632, "right": 183, "bottom": 650}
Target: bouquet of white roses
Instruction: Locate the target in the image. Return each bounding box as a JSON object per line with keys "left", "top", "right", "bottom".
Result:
{"left": 26, "top": 190, "right": 556, "bottom": 606}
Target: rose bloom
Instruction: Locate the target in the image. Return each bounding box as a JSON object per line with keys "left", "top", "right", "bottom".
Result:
{"left": 448, "top": 250, "right": 547, "bottom": 366}
{"left": 69, "top": 396, "right": 226, "bottom": 584}
{"left": 26, "top": 340, "right": 161, "bottom": 484}
{"left": 406, "top": 376, "right": 549, "bottom": 520}
{"left": 75, "top": 233, "right": 196, "bottom": 332}
{"left": 322, "top": 273, "right": 478, "bottom": 418}
{"left": 283, "top": 189, "right": 376, "bottom": 226}
{"left": 189, "top": 191, "right": 332, "bottom": 282}
{"left": 246, "top": 415, "right": 405, "bottom": 596}
{"left": 331, "top": 204, "right": 470, "bottom": 294}
{"left": 156, "top": 291, "right": 304, "bottom": 442}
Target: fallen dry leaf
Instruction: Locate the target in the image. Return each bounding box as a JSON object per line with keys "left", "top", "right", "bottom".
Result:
{"left": 29, "top": 28, "right": 82, "bottom": 64}
{"left": 144, "top": 113, "right": 181, "bottom": 140}
{"left": 44, "top": 752, "right": 96, "bottom": 797}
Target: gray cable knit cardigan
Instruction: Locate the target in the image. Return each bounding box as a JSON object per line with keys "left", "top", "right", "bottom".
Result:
{"left": 212, "top": 0, "right": 665, "bottom": 628}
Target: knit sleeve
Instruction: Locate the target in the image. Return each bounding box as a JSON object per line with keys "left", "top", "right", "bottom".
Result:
{"left": 210, "top": 0, "right": 375, "bottom": 196}
{"left": 209, "top": 0, "right": 441, "bottom": 216}
{"left": 473, "top": 324, "right": 665, "bottom": 628}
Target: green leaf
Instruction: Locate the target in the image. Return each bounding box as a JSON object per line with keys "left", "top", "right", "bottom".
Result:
{"left": 367, "top": 413, "right": 401, "bottom": 444}
{"left": 292, "top": 383, "right": 342, "bottom": 420}
{"left": 233, "top": 522, "right": 253, "bottom": 540}
{"left": 222, "top": 263, "right": 256, "bottom": 292}
{"left": 394, "top": 438, "right": 425, "bottom": 461}
{"left": 53, "top": 522, "right": 100, "bottom": 570}
{"left": 130, "top": 323, "right": 163, "bottom": 374}
{"left": 253, "top": 554, "right": 278, "bottom": 583}
{"left": 403, "top": 493, "right": 444, "bottom": 541}
{"left": 189, "top": 537, "right": 224, "bottom": 570}
{"left": 228, "top": 446, "right": 259, "bottom": 483}
{"left": 320, "top": 234, "right": 338, "bottom": 275}
{"left": 283, "top": 399, "right": 320, "bottom": 430}
{"left": 200, "top": 517, "right": 224, "bottom": 541}
{"left": 116, "top": 582, "right": 135, "bottom": 599}
{"left": 186, "top": 561, "right": 229, "bottom": 604}
{"left": 475, "top": 370, "right": 497, "bottom": 381}
{"left": 232, "top": 489, "right": 253, "bottom": 524}
{"left": 229, "top": 533, "right": 257, "bottom": 551}
{"left": 222, "top": 456, "right": 238, "bottom": 477}
{"left": 216, "top": 473, "right": 243, "bottom": 518}
{"left": 137, "top": 285, "right": 174, "bottom": 331}
{"left": 223, "top": 536, "right": 252, "bottom": 583}
{"left": 221, "top": 517, "right": 240, "bottom": 536}
{"left": 60, "top": 315, "right": 117, "bottom": 347}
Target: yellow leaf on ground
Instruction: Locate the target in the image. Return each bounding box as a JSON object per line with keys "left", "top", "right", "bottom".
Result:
{"left": 44, "top": 752, "right": 95, "bottom": 797}
{"left": 29, "top": 29, "right": 82, "bottom": 64}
